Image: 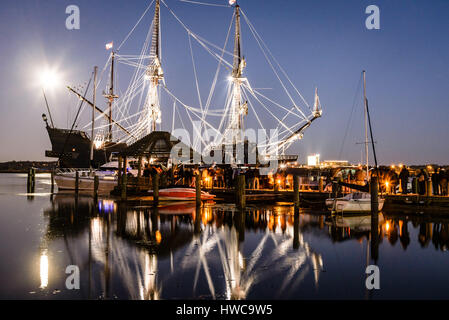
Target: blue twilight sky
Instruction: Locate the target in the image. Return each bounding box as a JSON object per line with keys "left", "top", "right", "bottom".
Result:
{"left": 0, "top": 0, "right": 448, "bottom": 165}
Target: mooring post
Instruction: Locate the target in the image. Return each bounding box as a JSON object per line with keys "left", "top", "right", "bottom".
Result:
{"left": 293, "top": 175, "right": 300, "bottom": 208}
{"left": 195, "top": 172, "right": 201, "bottom": 207}
{"left": 236, "top": 174, "right": 246, "bottom": 209}
{"left": 426, "top": 177, "right": 432, "bottom": 197}
{"left": 75, "top": 171, "right": 79, "bottom": 194}
{"left": 27, "top": 168, "right": 32, "bottom": 193}
{"left": 153, "top": 173, "right": 159, "bottom": 205}
{"left": 31, "top": 168, "right": 36, "bottom": 192}
{"left": 50, "top": 169, "right": 55, "bottom": 194}
{"left": 117, "top": 155, "right": 122, "bottom": 187}
{"left": 94, "top": 175, "right": 99, "bottom": 201}
{"left": 293, "top": 206, "right": 300, "bottom": 250}
{"left": 332, "top": 181, "right": 337, "bottom": 199}
{"left": 122, "top": 156, "right": 127, "bottom": 177}
{"left": 121, "top": 173, "right": 127, "bottom": 200}
{"left": 412, "top": 177, "right": 418, "bottom": 194}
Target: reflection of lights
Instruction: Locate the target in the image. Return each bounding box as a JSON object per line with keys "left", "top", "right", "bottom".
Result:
{"left": 98, "top": 200, "right": 116, "bottom": 213}
{"left": 40, "top": 249, "right": 49, "bottom": 289}
{"left": 155, "top": 230, "right": 162, "bottom": 244}
{"left": 238, "top": 252, "right": 244, "bottom": 269}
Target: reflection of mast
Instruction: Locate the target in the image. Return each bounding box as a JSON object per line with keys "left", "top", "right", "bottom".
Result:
{"left": 143, "top": 0, "right": 164, "bottom": 134}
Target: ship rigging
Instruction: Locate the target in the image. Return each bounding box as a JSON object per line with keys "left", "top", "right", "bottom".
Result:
{"left": 44, "top": 0, "right": 322, "bottom": 168}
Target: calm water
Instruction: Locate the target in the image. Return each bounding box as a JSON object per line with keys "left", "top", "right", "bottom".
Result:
{"left": 0, "top": 173, "right": 448, "bottom": 300}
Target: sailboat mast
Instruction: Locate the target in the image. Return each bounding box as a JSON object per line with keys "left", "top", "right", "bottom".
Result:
{"left": 363, "top": 70, "right": 369, "bottom": 180}
{"left": 90, "top": 66, "right": 98, "bottom": 168}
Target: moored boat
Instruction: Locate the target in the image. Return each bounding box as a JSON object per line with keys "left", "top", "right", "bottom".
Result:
{"left": 325, "top": 192, "right": 384, "bottom": 213}
{"left": 54, "top": 169, "right": 117, "bottom": 193}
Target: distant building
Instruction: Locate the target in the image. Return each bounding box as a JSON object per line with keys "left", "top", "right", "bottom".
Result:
{"left": 307, "top": 154, "right": 320, "bottom": 166}
{"left": 321, "top": 160, "right": 350, "bottom": 167}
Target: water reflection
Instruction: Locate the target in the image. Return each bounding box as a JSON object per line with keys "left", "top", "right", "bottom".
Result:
{"left": 39, "top": 195, "right": 449, "bottom": 299}
{"left": 39, "top": 249, "right": 48, "bottom": 289}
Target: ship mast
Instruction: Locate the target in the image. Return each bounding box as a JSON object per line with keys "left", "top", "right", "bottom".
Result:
{"left": 227, "top": 4, "right": 246, "bottom": 145}
{"left": 90, "top": 66, "right": 98, "bottom": 168}
{"left": 144, "top": 0, "right": 164, "bottom": 134}
{"left": 104, "top": 51, "right": 118, "bottom": 142}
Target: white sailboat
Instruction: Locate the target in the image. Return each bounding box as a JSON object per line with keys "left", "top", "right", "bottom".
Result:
{"left": 327, "top": 71, "right": 384, "bottom": 213}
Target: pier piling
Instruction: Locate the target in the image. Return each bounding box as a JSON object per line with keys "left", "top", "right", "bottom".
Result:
{"left": 27, "top": 168, "right": 33, "bottom": 193}
{"left": 121, "top": 174, "right": 127, "bottom": 200}
{"left": 94, "top": 175, "right": 99, "bottom": 201}
{"left": 412, "top": 177, "right": 418, "bottom": 194}
{"left": 293, "top": 175, "right": 300, "bottom": 208}
{"left": 293, "top": 206, "right": 300, "bottom": 250}
{"left": 50, "top": 169, "right": 55, "bottom": 194}
{"left": 426, "top": 178, "right": 432, "bottom": 197}
{"left": 195, "top": 173, "right": 201, "bottom": 207}
{"left": 236, "top": 175, "right": 246, "bottom": 209}
{"left": 319, "top": 176, "right": 324, "bottom": 193}
{"left": 75, "top": 171, "right": 79, "bottom": 194}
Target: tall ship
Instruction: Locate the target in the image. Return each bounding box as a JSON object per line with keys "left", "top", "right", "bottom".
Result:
{"left": 43, "top": 0, "right": 322, "bottom": 169}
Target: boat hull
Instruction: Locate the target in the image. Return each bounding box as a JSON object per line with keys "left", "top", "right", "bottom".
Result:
{"left": 45, "top": 126, "right": 127, "bottom": 168}
{"left": 55, "top": 174, "right": 117, "bottom": 193}
{"left": 326, "top": 198, "right": 384, "bottom": 213}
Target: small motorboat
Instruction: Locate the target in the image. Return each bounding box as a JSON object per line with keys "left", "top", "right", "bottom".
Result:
{"left": 325, "top": 192, "right": 384, "bottom": 213}
{"left": 149, "top": 188, "right": 216, "bottom": 201}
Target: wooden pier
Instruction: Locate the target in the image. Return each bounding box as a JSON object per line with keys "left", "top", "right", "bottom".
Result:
{"left": 384, "top": 194, "right": 449, "bottom": 215}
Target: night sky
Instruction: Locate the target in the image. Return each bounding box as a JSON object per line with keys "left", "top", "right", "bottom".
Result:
{"left": 0, "top": 0, "right": 448, "bottom": 165}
